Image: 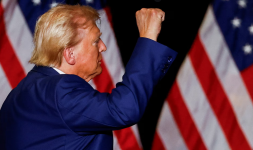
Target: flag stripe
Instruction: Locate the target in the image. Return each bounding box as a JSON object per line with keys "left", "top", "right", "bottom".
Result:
{"left": 167, "top": 82, "right": 207, "bottom": 150}
{"left": 114, "top": 128, "right": 142, "bottom": 150}
{"left": 155, "top": 102, "right": 188, "bottom": 150}
{"left": 152, "top": 132, "right": 166, "bottom": 150}
{"left": 189, "top": 34, "right": 251, "bottom": 150}
{"left": 0, "top": 4, "right": 26, "bottom": 88}
{"left": 131, "top": 124, "right": 142, "bottom": 148}
{"left": 241, "top": 65, "right": 253, "bottom": 102}
{"left": 103, "top": 7, "right": 113, "bottom": 28}
{"left": 177, "top": 56, "right": 230, "bottom": 150}
{"left": 93, "top": 59, "right": 115, "bottom": 93}
{"left": 113, "top": 134, "right": 122, "bottom": 150}
{"left": 2, "top": 0, "right": 34, "bottom": 74}
{"left": 0, "top": 65, "right": 12, "bottom": 108}
{"left": 199, "top": 6, "right": 253, "bottom": 148}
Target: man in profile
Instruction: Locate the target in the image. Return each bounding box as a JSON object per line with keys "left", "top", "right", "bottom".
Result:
{"left": 0, "top": 4, "right": 177, "bottom": 150}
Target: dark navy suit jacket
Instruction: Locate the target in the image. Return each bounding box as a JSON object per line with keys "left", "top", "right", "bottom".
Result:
{"left": 0, "top": 38, "right": 177, "bottom": 150}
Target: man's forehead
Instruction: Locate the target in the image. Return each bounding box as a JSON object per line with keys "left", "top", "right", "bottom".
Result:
{"left": 77, "top": 24, "right": 101, "bottom": 39}
{"left": 89, "top": 25, "right": 102, "bottom": 36}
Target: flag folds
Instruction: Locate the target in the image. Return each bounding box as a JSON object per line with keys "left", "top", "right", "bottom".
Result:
{"left": 153, "top": 0, "right": 253, "bottom": 149}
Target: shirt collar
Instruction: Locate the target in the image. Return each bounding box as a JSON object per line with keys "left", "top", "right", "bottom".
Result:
{"left": 52, "top": 67, "right": 65, "bottom": 74}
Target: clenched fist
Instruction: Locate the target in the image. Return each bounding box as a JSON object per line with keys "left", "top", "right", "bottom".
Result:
{"left": 136, "top": 8, "right": 165, "bottom": 41}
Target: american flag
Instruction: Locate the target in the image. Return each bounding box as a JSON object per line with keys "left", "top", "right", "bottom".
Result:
{"left": 152, "top": 0, "right": 253, "bottom": 149}
{"left": 0, "top": 0, "right": 142, "bottom": 149}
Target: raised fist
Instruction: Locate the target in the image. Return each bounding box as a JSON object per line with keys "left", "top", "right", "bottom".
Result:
{"left": 136, "top": 8, "right": 165, "bottom": 41}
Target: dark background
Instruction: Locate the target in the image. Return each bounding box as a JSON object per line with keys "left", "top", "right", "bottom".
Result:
{"left": 107, "top": 0, "right": 212, "bottom": 149}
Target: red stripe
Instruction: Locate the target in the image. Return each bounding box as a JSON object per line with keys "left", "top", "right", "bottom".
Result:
{"left": 103, "top": 6, "right": 113, "bottom": 29}
{"left": 151, "top": 131, "right": 165, "bottom": 150}
{"left": 189, "top": 35, "right": 251, "bottom": 150}
{"left": 93, "top": 59, "right": 114, "bottom": 93}
{"left": 167, "top": 82, "right": 207, "bottom": 150}
{"left": 114, "top": 128, "right": 142, "bottom": 150}
{"left": 241, "top": 64, "right": 253, "bottom": 102}
{"left": 0, "top": 4, "right": 26, "bottom": 88}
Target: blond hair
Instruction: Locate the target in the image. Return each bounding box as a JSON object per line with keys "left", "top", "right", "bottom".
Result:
{"left": 29, "top": 4, "right": 100, "bottom": 67}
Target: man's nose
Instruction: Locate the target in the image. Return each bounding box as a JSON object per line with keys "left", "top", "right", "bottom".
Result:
{"left": 99, "top": 40, "right": 107, "bottom": 52}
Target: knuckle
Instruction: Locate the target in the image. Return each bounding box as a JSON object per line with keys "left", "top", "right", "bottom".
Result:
{"left": 150, "top": 9, "right": 157, "bottom": 16}
{"left": 136, "top": 10, "right": 140, "bottom": 16}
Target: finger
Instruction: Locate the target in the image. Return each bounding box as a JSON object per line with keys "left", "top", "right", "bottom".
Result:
{"left": 158, "top": 14, "right": 165, "bottom": 22}
{"left": 155, "top": 9, "right": 165, "bottom": 22}
{"left": 161, "top": 13, "right": 165, "bottom": 21}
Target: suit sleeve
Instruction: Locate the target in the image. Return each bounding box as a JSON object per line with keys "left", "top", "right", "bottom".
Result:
{"left": 56, "top": 38, "right": 177, "bottom": 134}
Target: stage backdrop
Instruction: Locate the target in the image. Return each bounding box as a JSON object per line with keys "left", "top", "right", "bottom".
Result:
{"left": 2, "top": 0, "right": 253, "bottom": 150}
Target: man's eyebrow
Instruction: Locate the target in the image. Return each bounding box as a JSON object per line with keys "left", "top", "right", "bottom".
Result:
{"left": 95, "top": 32, "right": 102, "bottom": 40}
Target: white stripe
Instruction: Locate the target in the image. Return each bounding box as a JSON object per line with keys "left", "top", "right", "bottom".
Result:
{"left": 200, "top": 6, "right": 253, "bottom": 147}
{"left": 113, "top": 132, "right": 122, "bottom": 150}
{"left": 98, "top": 9, "right": 124, "bottom": 85}
{"left": 131, "top": 124, "right": 143, "bottom": 149}
{"left": 0, "top": 65, "right": 12, "bottom": 108}
{"left": 177, "top": 56, "right": 230, "bottom": 150}
{"left": 157, "top": 102, "right": 187, "bottom": 150}
{"left": 2, "top": 0, "right": 34, "bottom": 73}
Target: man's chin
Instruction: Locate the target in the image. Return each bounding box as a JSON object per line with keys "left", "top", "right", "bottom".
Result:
{"left": 97, "top": 68, "right": 102, "bottom": 75}
{"left": 94, "top": 68, "right": 102, "bottom": 77}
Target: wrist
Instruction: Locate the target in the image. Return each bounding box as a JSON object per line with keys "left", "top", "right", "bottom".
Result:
{"left": 140, "top": 34, "right": 157, "bottom": 41}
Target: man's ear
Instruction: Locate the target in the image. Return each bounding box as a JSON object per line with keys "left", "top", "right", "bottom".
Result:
{"left": 63, "top": 47, "right": 76, "bottom": 65}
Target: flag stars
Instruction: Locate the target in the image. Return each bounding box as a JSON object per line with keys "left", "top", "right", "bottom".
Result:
{"left": 243, "top": 44, "right": 252, "bottom": 54}
{"left": 231, "top": 17, "right": 241, "bottom": 28}
{"left": 50, "top": 1, "right": 58, "bottom": 8}
{"left": 238, "top": 0, "right": 247, "bottom": 8}
{"left": 249, "top": 24, "right": 253, "bottom": 35}
{"left": 32, "top": 0, "right": 41, "bottom": 5}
